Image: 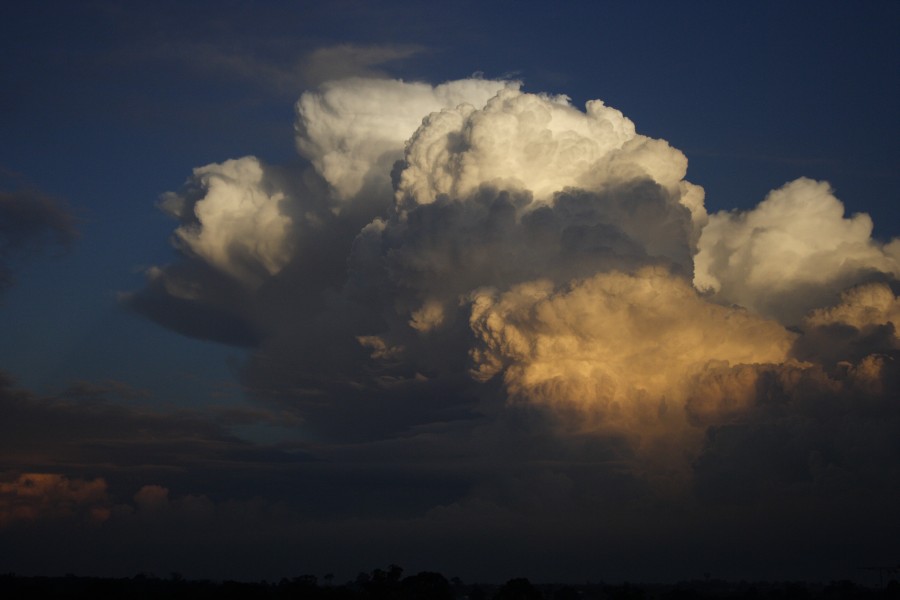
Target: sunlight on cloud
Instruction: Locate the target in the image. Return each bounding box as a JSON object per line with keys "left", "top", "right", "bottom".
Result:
{"left": 134, "top": 74, "right": 900, "bottom": 480}
{"left": 468, "top": 267, "right": 794, "bottom": 412}
{"left": 396, "top": 87, "right": 708, "bottom": 241}
{"left": 296, "top": 78, "right": 517, "bottom": 202}
{"left": 695, "top": 177, "right": 900, "bottom": 324}
{"left": 0, "top": 473, "right": 110, "bottom": 527}
{"left": 805, "top": 282, "right": 900, "bottom": 336}
{"left": 160, "top": 157, "right": 294, "bottom": 287}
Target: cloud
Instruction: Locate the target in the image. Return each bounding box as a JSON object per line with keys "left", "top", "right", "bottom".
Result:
{"left": 0, "top": 473, "right": 110, "bottom": 527}
{"left": 296, "top": 77, "right": 516, "bottom": 202}
{"left": 133, "top": 484, "right": 170, "bottom": 512}
{"left": 128, "top": 75, "right": 900, "bottom": 514}
{"left": 134, "top": 37, "right": 425, "bottom": 97}
{"left": 300, "top": 44, "right": 425, "bottom": 86}
{"left": 690, "top": 353, "right": 900, "bottom": 506}
{"left": 158, "top": 157, "right": 296, "bottom": 288}
{"left": 468, "top": 267, "right": 794, "bottom": 411}
{"left": 805, "top": 281, "right": 900, "bottom": 334}
{"left": 0, "top": 171, "right": 78, "bottom": 292}
{"left": 466, "top": 267, "right": 797, "bottom": 477}
{"left": 0, "top": 372, "right": 314, "bottom": 485}
{"left": 395, "top": 88, "right": 705, "bottom": 221}
{"left": 694, "top": 177, "right": 900, "bottom": 324}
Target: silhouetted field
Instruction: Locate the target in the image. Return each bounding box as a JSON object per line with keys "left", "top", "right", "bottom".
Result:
{"left": 1, "top": 567, "right": 897, "bottom": 599}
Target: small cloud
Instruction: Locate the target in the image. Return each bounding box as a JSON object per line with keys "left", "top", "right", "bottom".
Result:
{"left": 0, "top": 169, "right": 78, "bottom": 292}
{"left": 134, "top": 485, "right": 170, "bottom": 512}
{"left": 299, "top": 43, "right": 425, "bottom": 86}
{"left": 0, "top": 473, "right": 110, "bottom": 527}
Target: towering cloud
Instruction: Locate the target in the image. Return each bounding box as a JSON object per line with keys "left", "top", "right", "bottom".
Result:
{"left": 468, "top": 268, "right": 794, "bottom": 414}
{"left": 396, "top": 88, "right": 706, "bottom": 224}
{"left": 694, "top": 177, "right": 900, "bottom": 324}
{"left": 159, "top": 157, "right": 295, "bottom": 288}
{"left": 130, "top": 76, "right": 899, "bottom": 482}
{"left": 296, "top": 77, "right": 516, "bottom": 203}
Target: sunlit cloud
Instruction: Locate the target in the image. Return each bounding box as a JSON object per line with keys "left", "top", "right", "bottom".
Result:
{"left": 695, "top": 177, "right": 900, "bottom": 324}
{"left": 129, "top": 76, "right": 900, "bottom": 484}
{"left": 0, "top": 473, "right": 110, "bottom": 527}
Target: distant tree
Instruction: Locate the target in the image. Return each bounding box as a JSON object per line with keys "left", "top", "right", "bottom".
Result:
{"left": 553, "top": 586, "right": 578, "bottom": 600}
{"left": 363, "top": 565, "right": 404, "bottom": 599}
{"left": 401, "top": 571, "right": 452, "bottom": 600}
{"left": 663, "top": 586, "right": 702, "bottom": 600}
{"left": 495, "top": 578, "right": 542, "bottom": 600}
{"left": 469, "top": 584, "right": 487, "bottom": 600}
{"left": 388, "top": 565, "right": 404, "bottom": 584}
{"left": 782, "top": 581, "right": 811, "bottom": 600}
{"left": 605, "top": 582, "right": 645, "bottom": 600}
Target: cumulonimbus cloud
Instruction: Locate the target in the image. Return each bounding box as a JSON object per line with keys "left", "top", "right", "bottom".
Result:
{"left": 130, "top": 76, "right": 900, "bottom": 481}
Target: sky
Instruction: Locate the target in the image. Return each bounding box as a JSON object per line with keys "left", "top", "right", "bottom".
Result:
{"left": 1, "top": 0, "right": 899, "bottom": 585}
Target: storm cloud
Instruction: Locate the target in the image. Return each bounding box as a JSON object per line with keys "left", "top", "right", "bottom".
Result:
{"left": 22, "top": 75, "right": 891, "bottom": 580}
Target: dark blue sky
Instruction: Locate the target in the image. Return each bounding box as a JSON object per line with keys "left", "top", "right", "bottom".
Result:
{"left": 1, "top": 1, "right": 898, "bottom": 584}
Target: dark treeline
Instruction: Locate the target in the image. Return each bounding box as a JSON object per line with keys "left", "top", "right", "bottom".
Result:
{"left": 1, "top": 567, "right": 897, "bottom": 599}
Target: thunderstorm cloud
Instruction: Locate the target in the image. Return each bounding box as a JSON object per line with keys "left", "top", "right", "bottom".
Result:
{"left": 106, "top": 77, "right": 900, "bottom": 579}
{"left": 127, "top": 77, "right": 899, "bottom": 458}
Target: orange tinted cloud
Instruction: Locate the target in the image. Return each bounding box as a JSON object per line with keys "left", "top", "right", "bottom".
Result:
{"left": 0, "top": 473, "right": 110, "bottom": 527}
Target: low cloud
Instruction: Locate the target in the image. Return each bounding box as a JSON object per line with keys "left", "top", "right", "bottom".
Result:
{"left": 0, "top": 473, "right": 110, "bottom": 527}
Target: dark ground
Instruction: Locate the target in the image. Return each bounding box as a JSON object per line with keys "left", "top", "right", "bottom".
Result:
{"left": 1, "top": 567, "right": 897, "bottom": 599}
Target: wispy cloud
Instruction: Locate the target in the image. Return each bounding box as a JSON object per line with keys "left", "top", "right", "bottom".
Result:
{"left": 0, "top": 169, "right": 78, "bottom": 292}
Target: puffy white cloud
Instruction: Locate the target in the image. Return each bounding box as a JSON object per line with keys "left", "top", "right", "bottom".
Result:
{"left": 694, "top": 177, "right": 900, "bottom": 324}
{"left": 160, "top": 157, "right": 295, "bottom": 287}
{"left": 134, "top": 76, "right": 900, "bottom": 478}
{"left": 395, "top": 87, "right": 708, "bottom": 238}
{"left": 295, "top": 77, "right": 516, "bottom": 202}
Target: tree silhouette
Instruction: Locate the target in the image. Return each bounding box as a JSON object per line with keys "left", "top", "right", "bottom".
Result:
{"left": 401, "top": 572, "right": 452, "bottom": 600}
{"left": 494, "top": 578, "right": 542, "bottom": 600}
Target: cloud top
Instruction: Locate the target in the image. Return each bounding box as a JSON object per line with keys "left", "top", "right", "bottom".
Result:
{"left": 695, "top": 177, "right": 900, "bottom": 324}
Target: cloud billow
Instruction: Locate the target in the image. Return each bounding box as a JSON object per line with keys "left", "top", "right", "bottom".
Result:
{"left": 128, "top": 76, "right": 900, "bottom": 496}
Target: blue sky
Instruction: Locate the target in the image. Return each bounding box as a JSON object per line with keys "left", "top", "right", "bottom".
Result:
{"left": 1, "top": 0, "right": 898, "bottom": 583}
